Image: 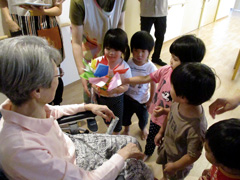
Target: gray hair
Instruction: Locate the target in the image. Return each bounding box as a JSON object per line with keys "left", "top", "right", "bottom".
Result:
{"left": 0, "top": 36, "right": 62, "bottom": 105}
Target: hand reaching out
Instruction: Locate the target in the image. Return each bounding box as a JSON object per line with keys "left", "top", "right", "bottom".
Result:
{"left": 7, "top": 20, "right": 20, "bottom": 32}
{"left": 84, "top": 104, "right": 115, "bottom": 122}
{"left": 209, "top": 97, "right": 240, "bottom": 118}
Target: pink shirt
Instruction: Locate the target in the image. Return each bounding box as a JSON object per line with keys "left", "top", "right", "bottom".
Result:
{"left": 0, "top": 100, "right": 124, "bottom": 180}
{"left": 149, "top": 65, "right": 172, "bottom": 126}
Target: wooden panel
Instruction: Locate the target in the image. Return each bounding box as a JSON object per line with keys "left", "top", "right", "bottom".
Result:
{"left": 164, "top": 3, "right": 185, "bottom": 41}
{"left": 200, "top": 0, "right": 219, "bottom": 27}
{"left": 216, "top": 0, "right": 235, "bottom": 20}
{"left": 181, "top": 0, "right": 203, "bottom": 34}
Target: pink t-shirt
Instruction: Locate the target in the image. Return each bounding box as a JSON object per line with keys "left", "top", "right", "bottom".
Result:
{"left": 0, "top": 100, "right": 124, "bottom": 180}
{"left": 149, "top": 65, "right": 172, "bottom": 126}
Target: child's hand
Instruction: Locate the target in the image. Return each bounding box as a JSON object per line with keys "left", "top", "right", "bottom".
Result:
{"left": 146, "top": 100, "right": 152, "bottom": 109}
{"left": 198, "top": 169, "right": 210, "bottom": 180}
{"left": 154, "top": 132, "right": 163, "bottom": 146}
{"left": 164, "top": 162, "right": 177, "bottom": 176}
{"left": 153, "top": 106, "right": 165, "bottom": 117}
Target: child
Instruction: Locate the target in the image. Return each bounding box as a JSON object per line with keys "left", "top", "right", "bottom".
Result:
{"left": 93, "top": 28, "right": 132, "bottom": 135}
{"left": 122, "top": 31, "right": 157, "bottom": 140}
{"left": 199, "top": 118, "right": 240, "bottom": 180}
{"left": 155, "top": 63, "right": 216, "bottom": 180}
{"left": 123, "top": 35, "right": 206, "bottom": 161}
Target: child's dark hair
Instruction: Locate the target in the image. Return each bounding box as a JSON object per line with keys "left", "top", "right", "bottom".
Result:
{"left": 170, "top": 35, "right": 206, "bottom": 63}
{"left": 103, "top": 28, "right": 130, "bottom": 61}
{"left": 206, "top": 118, "right": 240, "bottom": 171}
{"left": 171, "top": 63, "right": 215, "bottom": 105}
{"left": 130, "top": 31, "right": 154, "bottom": 53}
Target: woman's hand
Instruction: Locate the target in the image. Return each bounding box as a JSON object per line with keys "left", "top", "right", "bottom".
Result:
{"left": 117, "top": 143, "right": 144, "bottom": 160}
{"left": 84, "top": 104, "right": 115, "bottom": 122}
{"left": 6, "top": 20, "right": 20, "bottom": 32}
{"left": 20, "top": 5, "right": 45, "bottom": 15}
{"left": 209, "top": 97, "right": 240, "bottom": 118}
{"left": 82, "top": 79, "right": 91, "bottom": 97}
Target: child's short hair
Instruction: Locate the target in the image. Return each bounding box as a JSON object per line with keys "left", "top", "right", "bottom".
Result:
{"left": 170, "top": 35, "right": 206, "bottom": 63}
{"left": 103, "top": 28, "right": 130, "bottom": 61}
{"left": 171, "top": 63, "right": 215, "bottom": 105}
{"left": 130, "top": 31, "right": 154, "bottom": 53}
{"left": 206, "top": 118, "right": 240, "bottom": 171}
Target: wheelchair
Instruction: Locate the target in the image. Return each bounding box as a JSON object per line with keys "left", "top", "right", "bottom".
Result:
{"left": 0, "top": 111, "right": 125, "bottom": 180}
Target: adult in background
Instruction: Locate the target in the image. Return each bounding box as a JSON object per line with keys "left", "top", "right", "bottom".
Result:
{"left": 69, "top": 0, "right": 127, "bottom": 103}
{"left": 0, "top": 0, "right": 64, "bottom": 105}
{"left": 139, "top": 0, "right": 168, "bottom": 66}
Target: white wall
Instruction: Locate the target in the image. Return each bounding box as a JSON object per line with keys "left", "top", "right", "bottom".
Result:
{"left": 234, "top": 0, "right": 240, "bottom": 9}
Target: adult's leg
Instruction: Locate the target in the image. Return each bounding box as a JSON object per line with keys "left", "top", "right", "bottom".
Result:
{"left": 140, "top": 16, "right": 154, "bottom": 33}
{"left": 152, "top": 16, "right": 167, "bottom": 65}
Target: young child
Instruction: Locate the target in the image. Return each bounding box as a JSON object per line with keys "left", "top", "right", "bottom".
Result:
{"left": 122, "top": 31, "right": 157, "bottom": 140}
{"left": 199, "top": 118, "right": 240, "bottom": 180}
{"left": 93, "top": 28, "right": 132, "bottom": 135}
{"left": 124, "top": 35, "right": 206, "bottom": 161}
{"left": 155, "top": 63, "right": 216, "bottom": 180}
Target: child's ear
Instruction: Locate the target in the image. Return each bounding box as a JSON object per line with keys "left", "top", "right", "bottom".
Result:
{"left": 180, "top": 96, "right": 188, "bottom": 103}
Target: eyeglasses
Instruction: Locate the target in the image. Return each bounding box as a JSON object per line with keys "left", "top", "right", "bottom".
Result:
{"left": 54, "top": 67, "right": 64, "bottom": 78}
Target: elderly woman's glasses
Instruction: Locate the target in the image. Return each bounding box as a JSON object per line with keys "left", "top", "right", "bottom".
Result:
{"left": 54, "top": 67, "right": 64, "bottom": 78}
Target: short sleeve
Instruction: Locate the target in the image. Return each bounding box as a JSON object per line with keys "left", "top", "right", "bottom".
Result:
{"left": 187, "top": 128, "right": 205, "bottom": 158}
{"left": 150, "top": 65, "right": 171, "bottom": 83}
{"left": 69, "top": 0, "right": 85, "bottom": 25}
{"left": 149, "top": 62, "right": 158, "bottom": 73}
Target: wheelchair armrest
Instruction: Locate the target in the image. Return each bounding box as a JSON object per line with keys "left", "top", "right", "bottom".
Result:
{"left": 57, "top": 111, "right": 96, "bottom": 126}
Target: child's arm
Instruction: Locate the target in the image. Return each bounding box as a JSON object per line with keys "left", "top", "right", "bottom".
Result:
{"left": 146, "top": 80, "right": 156, "bottom": 108}
{"left": 154, "top": 114, "right": 168, "bottom": 146}
{"left": 123, "top": 75, "right": 152, "bottom": 85}
{"left": 109, "top": 84, "right": 129, "bottom": 95}
{"left": 164, "top": 153, "right": 200, "bottom": 176}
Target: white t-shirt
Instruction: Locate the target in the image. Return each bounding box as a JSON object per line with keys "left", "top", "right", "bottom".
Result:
{"left": 125, "top": 58, "right": 157, "bottom": 104}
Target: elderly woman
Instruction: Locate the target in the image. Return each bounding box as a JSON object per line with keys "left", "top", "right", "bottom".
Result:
{"left": 0, "top": 36, "right": 153, "bottom": 180}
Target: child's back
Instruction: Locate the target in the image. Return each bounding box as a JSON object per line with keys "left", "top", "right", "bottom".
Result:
{"left": 156, "top": 63, "right": 216, "bottom": 180}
